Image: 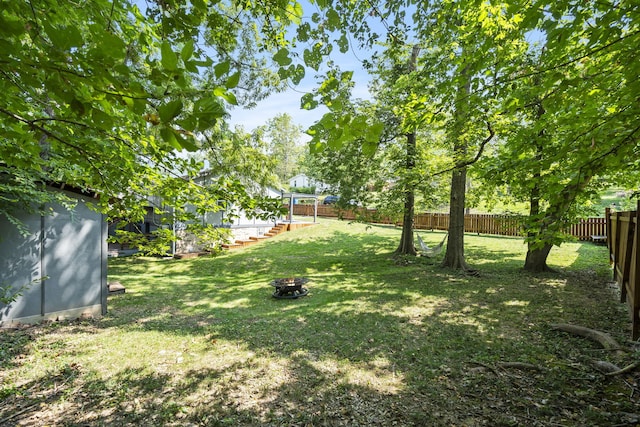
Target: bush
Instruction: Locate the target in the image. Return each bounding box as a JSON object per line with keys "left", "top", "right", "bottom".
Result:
{"left": 188, "top": 224, "right": 233, "bottom": 256}
{"left": 291, "top": 185, "right": 316, "bottom": 195}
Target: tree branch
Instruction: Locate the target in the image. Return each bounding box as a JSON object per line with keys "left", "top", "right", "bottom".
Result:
{"left": 0, "top": 106, "right": 112, "bottom": 190}
{"left": 432, "top": 121, "right": 494, "bottom": 177}
{"left": 107, "top": 0, "right": 116, "bottom": 32}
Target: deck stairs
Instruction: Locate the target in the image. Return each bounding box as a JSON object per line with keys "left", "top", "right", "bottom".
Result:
{"left": 219, "top": 223, "right": 315, "bottom": 251}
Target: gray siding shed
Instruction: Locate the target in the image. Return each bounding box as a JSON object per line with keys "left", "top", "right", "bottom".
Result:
{"left": 0, "top": 188, "right": 107, "bottom": 325}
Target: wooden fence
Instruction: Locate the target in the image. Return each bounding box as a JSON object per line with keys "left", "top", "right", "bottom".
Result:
{"left": 291, "top": 204, "right": 607, "bottom": 241}
{"left": 607, "top": 202, "right": 640, "bottom": 339}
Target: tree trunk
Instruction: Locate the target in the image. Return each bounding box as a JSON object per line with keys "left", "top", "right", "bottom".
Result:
{"left": 441, "top": 58, "right": 472, "bottom": 271}
{"left": 441, "top": 166, "right": 469, "bottom": 269}
{"left": 524, "top": 242, "right": 554, "bottom": 272}
{"left": 394, "top": 45, "right": 420, "bottom": 257}
{"left": 523, "top": 99, "right": 548, "bottom": 272}
{"left": 395, "top": 130, "right": 417, "bottom": 256}
{"left": 395, "top": 188, "right": 416, "bottom": 255}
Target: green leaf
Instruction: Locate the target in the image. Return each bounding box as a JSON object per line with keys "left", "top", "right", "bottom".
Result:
{"left": 158, "top": 99, "right": 183, "bottom": 123}
{"left": 365, "top": 122, "right": 384, "bottom": 143}
{"left": 350, "top": 115, "right": 367, "bottom": 132}
{"left": 225, "top": 72, "right": 240, "bottom": 89}
{"left": 325, "top": 8, "right": 340, "bottom": 30}
{"left": 161, "top": 41, "right": 179, "bottom": 71}
{"left": 181, "top": 40, "right": 195, "bottom": 61}
{"left": 91, "top": 108, "right": 113, "bottom": 129}
{"left": 286, "top": 2, "right": 303, "bottom": 24}
{"left": 0, "top": 13, "right": 25, "bottom": 36}
{"left": 43, "top": 22, "right": 85, "bottom": 51}
{"left": 309, "top": 141, "right": 324, "bottom": 154}
{"left": 184, "top": 60, "right": 199, "bottom": 73}
{"left": 193, "top": 97, "right": 225, "bottom": 131}
{"left": 174, "top": 132, "right": 199, "bottom": 152}
{"left": 337, "top": 34, "right": 349, "bottom": 54}
{"left": 362, "top": 139, "right": 378, "bottom": 157}
{"left": 213, "top": 87, "right": 238, "bottom": 105}
{"left": 66, "top": 25, "right": 84, "bottom": 48}
{"left": 301, "top": 93, "right": 318, "bottom": 110}
{"left": 327, "top": 97, "right": 343, "bottom": 112}
{"left": 328, "top": 128, "right": 345, "bottom": 149}
{"left": 177, "top": 116, "right": 197, "bottom": 132}
{"left": 161, "top": 126, "right": 196, "bottom": 151}
{"left": 290, "top": 64, "right": 305, "bottom": 85}
{"left": 214, "top": 61, "right": 230, "bottom": 78}
{"left": 100, "top": 32, "right": 126, "bottom": 60}
{"left": 194, "top": 97, "right": 223, "bottom": 116}
{"left": 160, "top": 127, "right": 181, "bottom": 150}
{"left": 192, "top": 58, "right": 213, "bottom": 67}
{"left": 274, "top": 48, "right": 292, "bottom": 66}
{"left": 478, "top": 8, "right": 488, "bottom": 24}
{"left": 132, "top": 99, "right": 147, "bottom": 115}
{"left": 70, "top": 99, "right": 86, "bottom": 116}
{"left": 303, "top": 48, "right": 321, "bottom": 71}
{"left": 278, "top": 66, "right": 289, "bottom": 81}
{"left": 297, "top": 22, "right": 310, "bottom": 42}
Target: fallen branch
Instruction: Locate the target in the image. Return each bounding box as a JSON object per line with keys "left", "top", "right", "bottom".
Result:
{"left": 590, "top": 360, "right": 622, "bottom": 374}
{"left": 605, "top": 361, "right": 640, "bottom": 377}
{"left": 550, "top": 323, "right": 624, "bottom": 353}
{"left": 469, "top": 361, "right": 500, "bottom": 376}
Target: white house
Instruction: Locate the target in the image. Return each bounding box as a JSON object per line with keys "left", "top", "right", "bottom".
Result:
{"left": 288, "top": 173, "right": 330, "bottom": 193}
{"left": 174, "top": 171, "right": 284, "bottom": 253}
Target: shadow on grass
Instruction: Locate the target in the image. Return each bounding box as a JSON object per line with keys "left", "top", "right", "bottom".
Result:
{"left": 1, "top": 222, "right": 635, "bottom": 426}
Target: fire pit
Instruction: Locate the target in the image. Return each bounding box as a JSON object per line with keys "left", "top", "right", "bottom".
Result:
{"left": 270, "top": 277, "right": 309, "bottom": 299}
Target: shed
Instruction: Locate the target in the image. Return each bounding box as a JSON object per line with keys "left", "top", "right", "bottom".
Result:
{"left": 0, "top": 186, "right": 108, "bottom": 325}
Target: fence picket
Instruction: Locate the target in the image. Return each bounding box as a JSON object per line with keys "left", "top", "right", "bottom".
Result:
{"left": 607, "top": 201, "right": 640, "bottom": 340}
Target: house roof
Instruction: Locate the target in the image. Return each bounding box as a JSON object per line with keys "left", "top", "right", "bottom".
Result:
{"left": 288, "top": 173, "right": 316, "bottom": 181}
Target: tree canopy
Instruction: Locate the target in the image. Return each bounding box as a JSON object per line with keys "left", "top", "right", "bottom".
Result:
{"left": 2, "top": 0, "right": 638, "bottom": 271}
{"left": 253, "top": 113, "right": 305, "bottom": 186}
{"left": 0, "top": 0, "right": 301, "bottom": 233}
{"left": 302, "top": 0, "right": 640, "bottom": 270}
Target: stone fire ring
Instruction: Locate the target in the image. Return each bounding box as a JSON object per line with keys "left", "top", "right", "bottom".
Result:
{"left": 270, "top": 277, "right": 309, "bottom": 299}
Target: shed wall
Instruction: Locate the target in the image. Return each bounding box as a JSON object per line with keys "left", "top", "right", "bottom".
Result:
{"left": 0, "top": 190, "right": 107, "bottom": 324}
{"left": 0, "top": 210, "right": 43, "bottom": 320}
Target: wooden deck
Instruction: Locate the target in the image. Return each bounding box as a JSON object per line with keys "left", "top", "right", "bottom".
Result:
{"left": 217, "top": 222, "right": 316, "bottom": 251}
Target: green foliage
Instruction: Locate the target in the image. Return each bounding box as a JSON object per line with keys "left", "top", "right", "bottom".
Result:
{"left": 303, "top": 0, "right": 640, "bottom": 266}
{"left": 110, "top": 228, "right": 175, "bottom": 257}
{"left": 290, "top": 185, "right": 316, "bottom": 195}
{"left": 188, "top": 224, "right": 233, "bottom": 256}
{"left": 201, "top": 125, "right": 280, "bottom": 190}
{"left": 254, "top": 113, "right": 305, "bottom": 185}
{"left": 0, "top": 0, "right": 301, "bottom": 233}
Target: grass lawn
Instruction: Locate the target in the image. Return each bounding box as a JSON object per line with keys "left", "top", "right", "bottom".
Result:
{"left": 1, "top": 218, "right": 638, "bottom": 426}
